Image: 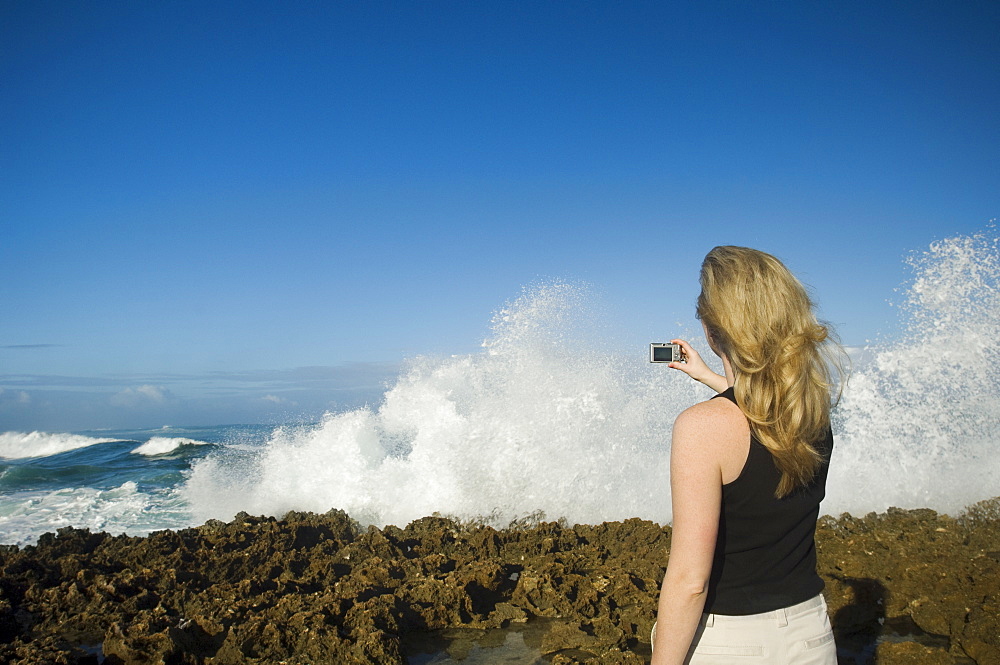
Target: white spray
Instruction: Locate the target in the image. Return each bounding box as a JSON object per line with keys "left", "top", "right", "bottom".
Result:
{"left": 184, "top": 282, "right": 705, "bottom": 527}
{"left": 827, "top": 228, "right": 1000, "bottom": 515}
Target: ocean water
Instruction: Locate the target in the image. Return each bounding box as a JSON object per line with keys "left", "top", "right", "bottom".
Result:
{"left": 1, "top": 230, "right": 998, "bottom": 547}
{"left": 0, "top": 426, "right": 274, "bottom": 546}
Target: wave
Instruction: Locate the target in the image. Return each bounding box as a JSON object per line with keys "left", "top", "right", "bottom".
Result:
{"left": 130, "top": 437, "right": 210, "bottom": 457}
{"left": 0, "top": 431, "right": 120, "bottom": 460}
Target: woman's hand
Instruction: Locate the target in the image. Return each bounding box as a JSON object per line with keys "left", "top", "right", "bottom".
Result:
{"left": 668, "top": 339, "right": 728, "bottom": 393}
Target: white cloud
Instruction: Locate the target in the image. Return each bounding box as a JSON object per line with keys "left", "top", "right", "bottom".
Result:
{"left": 110, "top": 385, "right": 173, "bottom": 407}
{"left": 0, "top": 388, "right": 31, "bottom": 406}
{"left": 261, "top": 394, "right": 298, "bottom": 406}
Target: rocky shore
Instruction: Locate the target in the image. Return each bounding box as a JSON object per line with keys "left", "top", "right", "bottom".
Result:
{"left": 1, "top": 499, "right": 997, "bottom": 665}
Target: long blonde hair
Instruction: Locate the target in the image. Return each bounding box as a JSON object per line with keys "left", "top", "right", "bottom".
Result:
{"left": 697, "top": 246, "right": 847, "bottom": 498}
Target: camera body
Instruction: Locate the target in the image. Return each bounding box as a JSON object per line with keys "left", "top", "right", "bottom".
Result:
{"left": 649, "top": 342, "right": 683, "bottom": 363}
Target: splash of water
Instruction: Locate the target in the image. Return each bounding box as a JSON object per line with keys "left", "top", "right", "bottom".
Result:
{"left": 184, "top": 282, "right": 705, "bottom": 527}
{"left": 185, "top": 230, "right": 1000, "bottom": 526}
{"left": 827, "top": 228, "right": 1000, "bottom": 515}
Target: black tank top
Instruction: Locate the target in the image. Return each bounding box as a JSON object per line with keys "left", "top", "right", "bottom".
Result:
{"left": 704, "top": 387, "right": 832, "bottom": 615}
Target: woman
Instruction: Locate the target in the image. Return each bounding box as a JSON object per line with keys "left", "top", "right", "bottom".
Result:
{"left": 651, "top": 246, "right": 846, "bottom": 664}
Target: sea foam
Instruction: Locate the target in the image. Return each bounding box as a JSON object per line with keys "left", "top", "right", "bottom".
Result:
{"left": 183, "top": 228, "right": 1000, "bottom": 527}
{"left": 0, "top": 482, "right": 189, "bottom": 546}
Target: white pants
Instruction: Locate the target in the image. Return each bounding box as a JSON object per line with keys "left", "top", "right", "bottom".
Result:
{"left": 652, "top": 594, "right": 837, "bottom": 664}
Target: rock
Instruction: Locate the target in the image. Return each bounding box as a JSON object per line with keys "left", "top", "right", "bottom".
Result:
{"left": 0, "top": 501, "right": 997, "bottom": 663}
{"left": 540, "top": 621, "right": 596, "bottom": 654}
{"left": 876, "top": 640, "right": 954, "bottom": 664}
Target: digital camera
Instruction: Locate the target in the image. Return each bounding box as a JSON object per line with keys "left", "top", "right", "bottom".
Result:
{"left": 649, "top": 342, "right": 683, "bottom": 363}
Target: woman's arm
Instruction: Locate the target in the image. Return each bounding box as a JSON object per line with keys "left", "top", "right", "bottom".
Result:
{"left": 668, "top": 338, "right": 728, "bottom": 393}
{"left": 651, "top": 403, "right": 724, "bottom": 665}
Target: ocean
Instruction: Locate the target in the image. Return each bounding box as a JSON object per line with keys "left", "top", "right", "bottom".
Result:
{"left": 2, "top": 230, "right": 998, "bottom": 548}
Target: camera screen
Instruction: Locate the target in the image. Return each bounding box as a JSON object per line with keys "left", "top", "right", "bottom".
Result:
{"left": 652, "top": 345, "right": 676, "bottom": 362}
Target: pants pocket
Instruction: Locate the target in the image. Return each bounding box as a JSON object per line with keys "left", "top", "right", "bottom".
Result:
{"left": 804, "top": 631, "right": 835, "bottom": 650}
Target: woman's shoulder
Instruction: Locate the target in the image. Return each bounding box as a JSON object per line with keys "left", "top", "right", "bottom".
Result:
{"left": 672, "top": 393, "right": 750, "bottom": 458}
{"left": 675, "top": 392, "right": 745, "bottom": 430}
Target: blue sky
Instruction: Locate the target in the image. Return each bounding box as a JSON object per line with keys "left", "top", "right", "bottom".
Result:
{"left": 2, "top": 1, "right": 998, "bottom": 431}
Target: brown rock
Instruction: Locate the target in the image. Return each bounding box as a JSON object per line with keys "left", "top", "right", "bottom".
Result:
{"left": 876, "top": 640, "right": 954, "bottom": 664}
{"left": 0, "top": 500, "right": 997, "bottom": 664}
{"left": 540, "top": 621, "right": 597, "bottom": 654}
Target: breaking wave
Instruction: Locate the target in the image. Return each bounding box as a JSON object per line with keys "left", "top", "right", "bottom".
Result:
{"left": 0, "top": 431, "right": 119, "bottom": 460}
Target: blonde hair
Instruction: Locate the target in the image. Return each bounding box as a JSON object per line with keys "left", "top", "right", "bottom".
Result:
{"left": 697, "top": 246, "right": 847, "bottom": 498}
